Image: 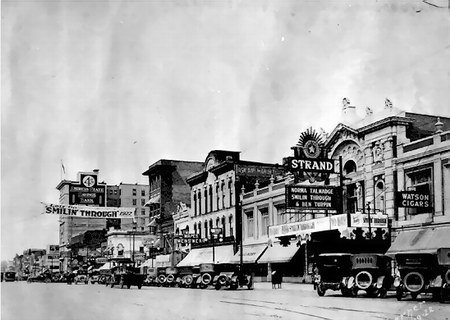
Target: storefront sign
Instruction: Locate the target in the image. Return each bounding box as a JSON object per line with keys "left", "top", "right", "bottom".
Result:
{"left": 350, "top": 213, "right": 388, "bottom": 228}
{"left": 69, "top": 173, "right": 106, "bottom": 206}
{"left": 268, "top": 215, "right": 338, "bottom": 238}
{"left": 287, "top": 158, "right": 337, "bottom": 173}
{"left": 286, "top": 185, "right": 338, "bottom": 210}
{"left": 395, "top": 191, "right": 432, "bottom": 208}
{"left": 95, "top": 257, "right": 108, "bottom": 264}
{"left": 236, "top": 164, "right": 284, "bottom": 178}
{"left": 42, "top": 203, "right": 135, "bottom": 219}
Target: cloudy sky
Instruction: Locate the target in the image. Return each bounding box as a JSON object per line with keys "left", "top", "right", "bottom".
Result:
{"left": 1, "top": 0, "right": 449, "bottom": 260}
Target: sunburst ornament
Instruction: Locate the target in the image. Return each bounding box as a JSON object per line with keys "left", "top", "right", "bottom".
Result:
{"left": 296, "top": 127, "right": 324, "bottom": 159}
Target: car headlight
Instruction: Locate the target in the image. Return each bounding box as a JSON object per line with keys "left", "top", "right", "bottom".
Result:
{"left": 393, "top": 277, "right": 401, "bottom": 287}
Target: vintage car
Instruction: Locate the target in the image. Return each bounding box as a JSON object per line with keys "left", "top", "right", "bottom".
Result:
{"left": 435, "top": 248, "right": 450, "bottom": 302}
{"left": 74, "top": 270, "right": 89, "bottom": 284}
{"left": 350, "top": 254, "right": 393, "bottom": 297}
{"left": 197, "top": 263, "right": 215, "bottom": 289}
{"left": 177, "top": 267, "right": 194, "bottom": 288}
{"left": 393, "top": 252, "right": 441, "bottom": 301}
{"left": 315, "top": 253, "right": 354, "bottom": 297}
{"left": 27, "top": 271, "right": 53, "bottom": 283}
{"left": 88, "top": 271, "right": 101, "bottom": 284}
{"left": 109, "top": 266, "right": 145, "bottom": 289}
{"left": 155, "top": 267, "right": 167, "bottom": 287}
{"left": 185, "top": 266, "right": 202, "bottom": 289}
{"left": 213, "top": 268, "right": 236, "bottom": 290}
{"left": 164, "top": 267, "right": 178, "bottom": 287}
{"left": 143, "top": 267, "right": 158, "bottom": 286}
{"left": 4, "top": 271, "right": 16, "bottom": 282}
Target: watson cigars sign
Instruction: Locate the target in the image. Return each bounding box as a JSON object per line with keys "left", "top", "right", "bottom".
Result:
{"left": 395, "top": 191, "right": 432, "bottom": 208}
{"left": 42, "top": 203, "right": 135, "bottom": 219}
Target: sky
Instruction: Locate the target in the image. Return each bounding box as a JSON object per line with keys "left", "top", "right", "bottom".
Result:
{"left": 1, "top": 0, "right": 450, "bottom": 261}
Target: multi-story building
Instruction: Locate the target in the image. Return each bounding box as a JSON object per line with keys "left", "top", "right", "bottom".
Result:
{"left": 239, "top": 99, "right": 450, "bottom": 283}
{"left": 57, "top": 170, "right": 150, "bottom": 272}
{"left": 176, "top": 150, "right": 283, "bottom": 268}
{"left": 115, "top": 183, "right": 150, "bottom": 231}
{"left": 142, "top": 159, "right": 204, "bottom": 253}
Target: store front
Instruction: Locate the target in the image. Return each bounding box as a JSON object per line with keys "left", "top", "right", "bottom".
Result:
{"left": 177, "top": 244, "right": 234, "bottom": 267}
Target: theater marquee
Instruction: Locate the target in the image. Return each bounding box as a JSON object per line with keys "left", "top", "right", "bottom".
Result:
{"left": 42, "top": 203, "right": 135, "bottom": 219}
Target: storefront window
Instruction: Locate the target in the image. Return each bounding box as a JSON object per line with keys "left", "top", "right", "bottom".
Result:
{"left": 260, "top": 208, "right": 269, "bottom": 236}
{"left": 246, "top": 211, "right": 254, "bottom": 238}
{"left": 406, "top": 167, "right": 433, "bottom": 215}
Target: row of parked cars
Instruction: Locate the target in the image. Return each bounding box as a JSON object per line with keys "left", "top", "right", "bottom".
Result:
{"left": 143, "top": 263, "right": 253, "bottom": 290}
{"left": 313, "top": 248, "right": 450, "bottom": 302}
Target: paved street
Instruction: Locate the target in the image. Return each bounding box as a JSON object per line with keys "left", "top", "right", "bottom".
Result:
{"left": 2, "top": 282, "right": 449, "bottom": 320}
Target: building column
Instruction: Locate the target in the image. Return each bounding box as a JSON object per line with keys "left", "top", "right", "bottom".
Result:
{"left": 433, "top": 156, "right": 443, "bottom": 216}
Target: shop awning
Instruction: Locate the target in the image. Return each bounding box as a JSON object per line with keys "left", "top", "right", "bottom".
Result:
{"left": 228, "top": 243, "right": 268, "bottom": 264}
{"left": 145, "top": 195, "right": 161, "bottom": 207}
{"left": 98, "top": 263, "right": 111, "bottom": 271}
{"left": 386, "top": 226, "right": 450, "bottom": 256}
{"left": 140, "top": 259, "right": 155, "bottom": 268}
{"left": 177, "top": 245, "right": 234, "bottom": 267}
{"left": 258, "top": 242, "right": 300, "bottom": 264}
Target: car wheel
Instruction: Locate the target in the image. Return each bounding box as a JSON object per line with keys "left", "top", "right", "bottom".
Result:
{"left": 317, "top": 284, "right": 325, "bottom": 297}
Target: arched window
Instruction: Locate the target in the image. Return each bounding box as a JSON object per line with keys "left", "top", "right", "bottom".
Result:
{"left": 204, "top": 188, "right": 208, "bottom": 213}
{"left": 216, "top": 217, "right": 220, "bottom": 227}
{"left": 344, "top": 160, "right": 357, "bottom": 176}
{"left": 209, "top": 185, "right": 213, "bottom": 212}
{"left": 185, "top": 225, "right": 189, "bottom": 234}
{"left": 193, "top": 193, "right": 197, "bottom": 216}
{"left": 197, "top": 222, "right": 202, "bottom": 238}
{"left": 194, "top": 224, "right": 197, "bottom": 235}
{"left": 204, "top": 221, "right": 208, "bottom": 239}
{"left": 176, "top": 228, "right": 180, "bottom": 235}
{"left": 198, "top": 190, "right": 202, "bottom": 214}
{"left": 375, "top": 180, "right": 385, "bottom": 213}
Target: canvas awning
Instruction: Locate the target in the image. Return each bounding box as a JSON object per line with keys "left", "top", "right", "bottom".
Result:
{"left": 140, "top": 259, "right": 155, "bottom": 268}
{"left": 258, "top": 242, "right": 300, "bottom": 264}
{"left": 386, "top": 226, "right": 450, "bottom": 256}
{"left": 145, "top": 195, "right": 161, "bottom": 206}
{"left": 98, "top": 263, "right": 111, "bottom": 271}
{"left": 177, "top": 245, "right": 234, "bottom": 267}
{"left": 228, "top": 243, "right": 268, "bottom": 264}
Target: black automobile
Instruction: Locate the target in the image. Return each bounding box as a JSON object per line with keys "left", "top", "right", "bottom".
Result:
{"left": 350, "top": 254, "right": 393, "bottom": 297}
{"left": 393, "top": 252, "right": 441, "bottom": 301}
{"left": 315, "top": 253, "right": 354, "bottom": 297}
{"left": 435, "top": 248, "right": 450, "bottom": 302}
{"left": 197, "top": 263, "right": 215, "bottom": 289}
{"left": 4, "top": 271, "right": 16, "bottom": 282}
{"left": 164, "top": 267, "right": 178, "bottom": 287}
{"left": 27, "top": 271, "right": 52, "bottom": 283}
{"left": 177, "top": 267, "right": 194, "bottom": 288}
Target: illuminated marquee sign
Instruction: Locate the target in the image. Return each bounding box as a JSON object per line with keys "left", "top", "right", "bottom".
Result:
{"left": 69, "top": 173, "right": 106, "bottom": 206}
{"left": 285, "top": 185, "right": 338, "bottom": 210}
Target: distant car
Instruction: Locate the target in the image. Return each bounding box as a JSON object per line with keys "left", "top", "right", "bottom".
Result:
{"left": 74, "top": 270, "right": 89, "bottom": 284}
{"left": 4, "top": 271, "right": 17, "bottom": 282}
{"left": 27, "top": 272, "right": 52, "bottom": 283}
{"left": 89, "top": 274, "right": 100, "bottom": 284}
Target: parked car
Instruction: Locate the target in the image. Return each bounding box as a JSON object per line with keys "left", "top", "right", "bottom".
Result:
{"left": 315, "top": 253, "right": 354, "bottom": 297}
{"left": 177, "top": 267, "right": 194, "bottom": 288}
{"left": 436, "top": 248, "right": 450, "bottom": 302}
{"left": 89, "top": 271, "right": 101, "bottom": 284}
{"left": 197, "top": 263, "right": 215, "bottom": 289}
{"left": 4, "top": 271, "right": 16, "bottom": 282}
{"left": 350, "top": 253, "right": 393, "bottom": 297}
{"left": 144, "top": 267, "right": 158, "bottom": 286}
{"left": 164, "top": 267, "right": 178, "bottom": 287}
{"left": 74, "top": 270, "right": 89, "bottom": 284}
{"left": 27, "top": 271, "right": 52, "bottom": 283}
{"left": 393, "top": 252, "right": 441, "bottom": 301}
{"left": 155, "top": 267, "right": 167, "bottom": 287}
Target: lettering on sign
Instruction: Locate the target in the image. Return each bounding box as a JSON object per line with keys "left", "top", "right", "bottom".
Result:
{"left": 395, "top": 191, "right": 432, "bottom": 208}
{"left": 42, "top": 203, "right": 135, "bottom": 219}
{"left": 285, "top": 185, "right": 338, "bottom": 210}
{"left": 69, "top": 173, "right": 106, "bottom": 206}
